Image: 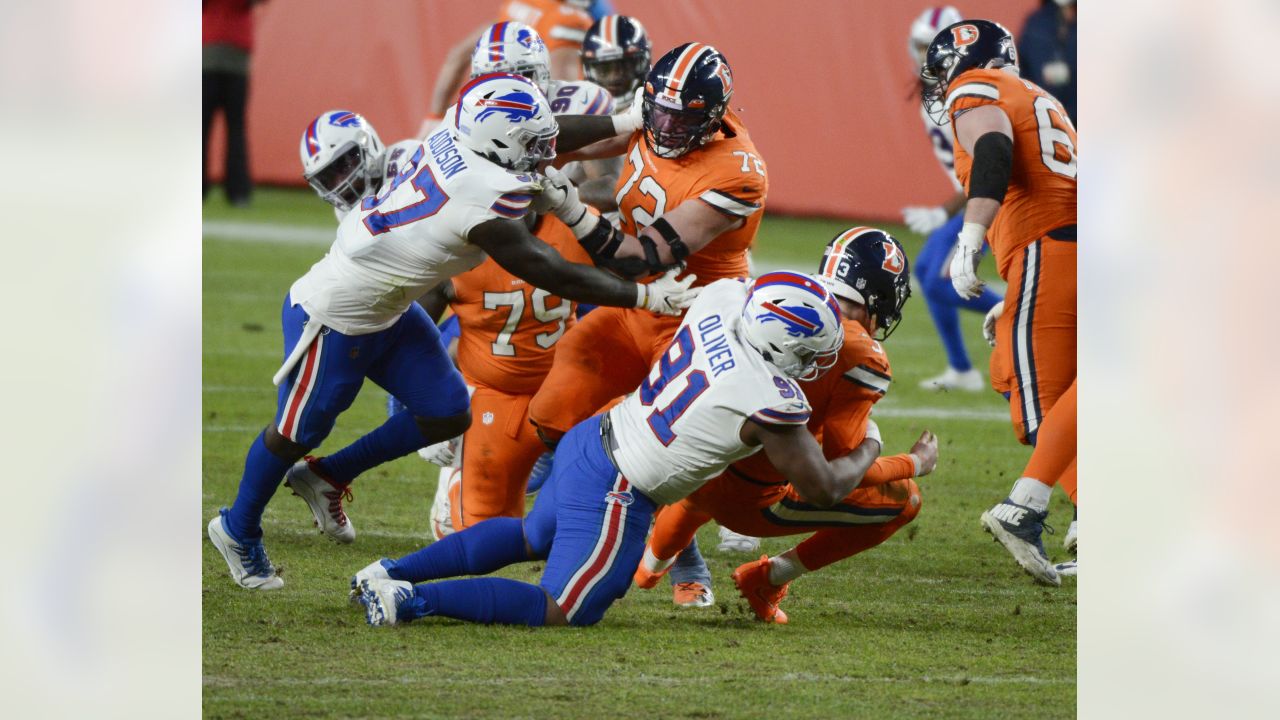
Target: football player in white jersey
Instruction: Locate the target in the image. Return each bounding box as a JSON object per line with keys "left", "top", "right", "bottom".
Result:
{"left": 900, "top": 6, "right": 1005, "bottom": 393}
{"left": 299, "top": 109, "right": 422, "bottom": 222}
{"left": 351, "top": 271, "right": 892, "bottom": 628}
{"left": 207, "top": 73, "right": 699, "bottom": 591}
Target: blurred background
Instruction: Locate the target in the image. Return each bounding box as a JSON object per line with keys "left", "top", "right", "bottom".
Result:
{"left": 204, "top": 0, "right": 1041, "bottom": 218}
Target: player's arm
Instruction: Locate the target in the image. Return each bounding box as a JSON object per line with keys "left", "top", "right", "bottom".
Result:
{"left": 416, "top": 281, "right": 455, "bottom": 323}
{"left": 429, "top": 25, "right": 489, "bottom": 117}
{"left": 556, "top": 108, "right": 640, "bottom": 153}
{"left": 949, "top": 103, "right": 1014, "bottom": 298}
{"left": 740, "top": 420, "right": 881, "bottom": 508}
{"left": 467, "top": 217, "right": 697, "bottom": 315}
{"left": 569, "top": 156, "right": 623, "bottom": 211}
{"left": 537, "top": 168, "right": 741, "bottom": 279}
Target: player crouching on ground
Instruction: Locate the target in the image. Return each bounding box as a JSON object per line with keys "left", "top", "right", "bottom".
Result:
{"left": 350, "top": 272, "right": 901, "bottom": 628}
{"left": 633, "top": 229, "right": 939, "bottom": 623}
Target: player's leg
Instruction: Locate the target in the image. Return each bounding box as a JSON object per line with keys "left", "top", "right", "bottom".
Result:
{"left": 983, "top": 239, "right": 1077, "bottom": 585}
{"left": 733, "top": 480, "right": 923, "bottom": 623}
{"left": 221, "top": 70, "right": 251, "bottom": 205}
{"left": 916, "top": 214, "right": 1000, "bottom": 391}
{"left": 634, "top": 502, "right": 713, "bottom": 586}
{"left": 452, "top": 390, "right": 545, "bottom": 529}
{"left": 211, "top": 297, "right": 368, "bottom": 588}
{"left": 313, "top": 303, "right": 471, "bottom": 485}
{"left": 528, "top": 307, "right": 650, "bottom": 447}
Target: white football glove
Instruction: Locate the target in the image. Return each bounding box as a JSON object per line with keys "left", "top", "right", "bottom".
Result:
{"left": 902, "top": 206, "right": 949, "bottom": 235}
{"left": 949, "top": 222, "right": 987, "bottom": 299}
{"left": 638, "top": 268, "right": 700, "bottom": 316}
{"left": 417, "top": 437, "right": 459, "bottom": 467}
{"left": 611, "top": 89, "right": 644, "bottom": 136}
{"left": 531, "top": 165, "right": 584, "bottom": 219}
{"left": 983, "top": 300, "right": 1004, "bottom": 347}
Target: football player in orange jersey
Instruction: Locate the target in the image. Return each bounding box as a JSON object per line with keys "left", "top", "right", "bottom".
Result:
{"left": 921, "top": 19, "right": 1077, "bottom": 585}
{"left": 632, "top": 229, "right": 940, "bottom": 623}
{"left": 425, "top": 0, "right": 595, "bottom": 129}
{"left": 529, "top": 43, "right": 769, "bottom": 451}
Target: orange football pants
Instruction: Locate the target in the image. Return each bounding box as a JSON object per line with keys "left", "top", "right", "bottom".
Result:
{"left": 528, "top": 306, "right": 680, "bottom": 441}
{"left": 991, "top": 237, "right": 1077, "bottom": 445}
{"left": 648, "top": 469, "right": 922, "bottom": 573}
{"left": 449, "top": 386, "right": 545, "bottom": 530}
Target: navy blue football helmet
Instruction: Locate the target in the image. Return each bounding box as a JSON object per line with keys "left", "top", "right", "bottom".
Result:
{"left": 920, "top": 19, "right": 1018, "bottom": 123}
{"left": 816, "top": 227, "right": 912, "bottom": 340}
{"left": 582, "top": 15, "right": 651, "bottom": 101}
{"left": 642, "top": 43, "right": 733, "bottom": 158}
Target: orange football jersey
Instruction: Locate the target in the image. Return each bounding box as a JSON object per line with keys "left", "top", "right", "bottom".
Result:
{"left": 499, "top": 0, "right": 591, "bottom": 52}
{"left": 729, "top": 319, "right": 892, "bottom": 485}
{"left": 947, "top": 68, "right": 1077, "bottom": 279}
{"left": 613, "top": 109, "right": 768, "bottom": 286}
{"left": 450, "top": 215, "right": 590, "bottom": 395}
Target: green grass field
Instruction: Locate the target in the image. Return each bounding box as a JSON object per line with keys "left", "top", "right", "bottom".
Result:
{"left": 202, "top": 189, "right": 1075, "bottom": 719}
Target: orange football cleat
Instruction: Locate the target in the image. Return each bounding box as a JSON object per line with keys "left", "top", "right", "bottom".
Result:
{"left": 672, "top": 581, "right": 715, "bottom": 608}
{"left": 633, "top": 562, "right": 668, "bottom": 590}
{"left": 732, "top": 555, "right": 790, "bottom": 624}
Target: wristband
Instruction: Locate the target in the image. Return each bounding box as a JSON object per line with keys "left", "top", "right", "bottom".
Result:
{"left": 635, "top": 282, "right": 648, "bottom": 309}
{"left": 957, "top": 222, "right": 987, "bottom": 255}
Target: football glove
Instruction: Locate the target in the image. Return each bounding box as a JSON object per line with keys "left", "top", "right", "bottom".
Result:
{"left": 983, "top": 300, "right": 1004, "bottom": 347}
{"left": 611, "top": 89, "right": 644, "bottom": 136}
{"left": 531, "top": 166, "right": 579, "bottom": 217}
{"left": 949, "top": 222, "right": 987, "bottom": 299}
{"left": 417, "top": 437, "right": 458, "bottom": 467}
{"left": 902, "top": 206, "right": 949, "bottom": 235}
{"left": 637, "top": 268, "right": 700, "bottom": 316}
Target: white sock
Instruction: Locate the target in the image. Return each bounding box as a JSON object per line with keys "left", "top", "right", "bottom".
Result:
{"left": 1009, "top": 477, "right": 1052, "bottom": 512}
{"left": 642, "top": 547, "right": 675, "bottom": 574}
{"left": 767, "top": 552, "right": 807, "bottom": 585}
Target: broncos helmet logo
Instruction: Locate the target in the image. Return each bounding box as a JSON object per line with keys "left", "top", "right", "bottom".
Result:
{"left": 327, "top": 111, "right": 361, "bottom": 127}
{"left": 757, "top": 301, "right": 823, "bottom": 338}
{"left": 475, "top": 91, "right": 540, "bottom": 123}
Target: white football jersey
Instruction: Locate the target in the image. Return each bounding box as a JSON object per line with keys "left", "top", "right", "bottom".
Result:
{"left": 546, "top": 79, "right": 614, "bottom": 116}
{"left": 608, "top": 279, "right": 813, "bottom": 506}
{"left": 919, "top": 105, "right": 963, "bottom": 193}
{"left": 290, "top": 126, "right": 540, "bottom": 335}
{"left": 331, "top": 138, "right": 424, "bottom": 223}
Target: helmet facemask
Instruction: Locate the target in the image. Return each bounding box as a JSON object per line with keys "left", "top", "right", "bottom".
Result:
{"left": 643, "top": 97, "right": 721, "bottom": 159}
{"left": 305, "top": 142, "right": 370, "bottom": 212}
{"left": 584, "top": 54, "right": 648, "bottom": 99}
{"left": 919, "top": 51, "right": 958, "bottom": 125}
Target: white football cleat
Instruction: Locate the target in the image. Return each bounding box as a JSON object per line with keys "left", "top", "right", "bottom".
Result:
{"left": 1054, "top": 559, "right": 1077, "bottom": 577}
{"left": 430, "top": 467, "right": 461, "bottom": 541}
{"left": 360, "top": 578, "right": 415, "bottom": 626}
{"left": 980, "top": 498, "right": 1061, "bottom": 587}
{"left": 284, "top": 457, "right": 355, "bottom": 544}
{"left": 717, "top": 525, "right": 761, "bottom": 554}
{"left": 350, "top": 558, "right": 394, "bottom": 603}
{"left": 919, "top": 367, "right": 985, "bottom": 392}
{"left": 208, "top": 509, "right": 284, "bottom": 590}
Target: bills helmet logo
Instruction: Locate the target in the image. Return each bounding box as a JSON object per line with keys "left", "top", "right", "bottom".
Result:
{"left": 475, "top": 91, "right": 540, "bottom": 123}
{"left": 951, "top": 24, "right": 981, "bottom": 52}
{"left": 515, "top": 27, "right": 541, "bottom": 50}
{"left": 327, "top": 111, "right": 361, "bottom": 127}
{"left": 606, "top": 490, "right": 634, "bottom": 506}
{"left": 757, "top": 302, "right": 823, "bottom": 338}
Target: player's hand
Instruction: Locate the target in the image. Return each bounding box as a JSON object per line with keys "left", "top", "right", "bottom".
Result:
{"left": 983, "top": 300, "right": 1004, "bottom": 347}
{"left": 638, "top": 269, "right": 700, "bottom": 316}
{"left": 902, "top": 206, "right": 948, "bottom": 235}
{"left": 908, "top": 430, "right": 938, "bottom": 477}
{"left": 611, "top": 89, "right": 644, "bottom": 136}
{"left": 950, "top": 222, "right": 987, "bottom": 299}
{"left": 417, "top": 438, "right": 458, "bottom": 467}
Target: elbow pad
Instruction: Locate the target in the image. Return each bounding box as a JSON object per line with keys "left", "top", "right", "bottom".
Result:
{"left": 968, "top": 132, "right": 1014, "bottom": 203}
{"left": 578, "top": 215, "right": 670, "bottom": 279}
{"left": 576, "top": 214, "right": 625, "bottom": 258}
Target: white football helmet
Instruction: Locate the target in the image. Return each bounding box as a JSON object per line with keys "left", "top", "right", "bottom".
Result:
{"left": 739, "top": 272, "right": 845, "bottom": 381}
{"left": 454, "top": 73, "right": 558, "bottom": 173}
{"left": 299, "top": 110, "right": 386, "bottom": 212}
{"left": 908, "top": 6, "right": 963, "bottom": 67}
{"left": 470, "top": 21, "right": 552, "bottom": 97}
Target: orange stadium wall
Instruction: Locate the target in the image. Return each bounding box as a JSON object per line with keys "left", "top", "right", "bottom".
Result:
{"left": 208, "top": 0, "right": 1038, "bottom": 220}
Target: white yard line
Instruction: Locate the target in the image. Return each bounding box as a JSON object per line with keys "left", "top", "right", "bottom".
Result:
{"left": 204, "top": 220, "right": 333, "bottom": 245}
